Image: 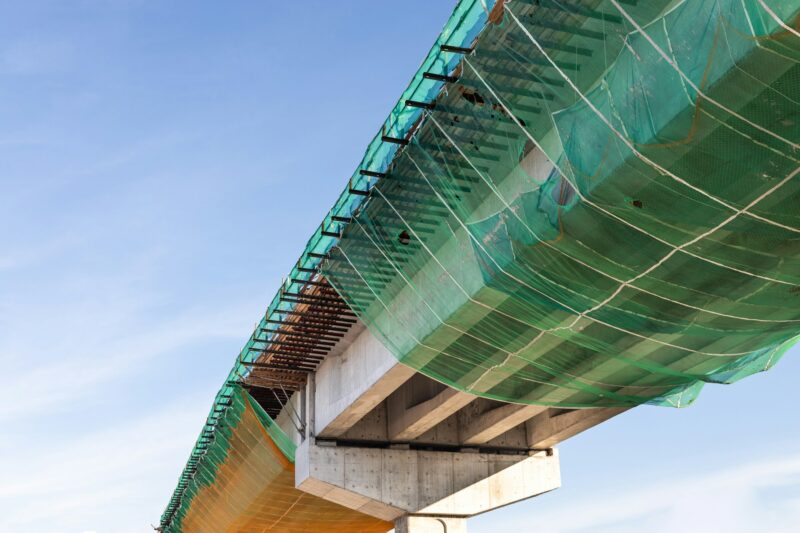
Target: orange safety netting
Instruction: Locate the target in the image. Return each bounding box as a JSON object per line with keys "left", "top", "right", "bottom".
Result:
{"left": 163, "top": 387, "right": 390, "bottom": 533}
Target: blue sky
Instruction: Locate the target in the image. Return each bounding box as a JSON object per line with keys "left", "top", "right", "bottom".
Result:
{"left": 0, "top": 1, "right": 797, "bottom": 532}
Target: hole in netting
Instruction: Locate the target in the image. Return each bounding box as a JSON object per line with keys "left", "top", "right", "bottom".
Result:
{"left": 398, "top": 230, "right": 411, "bottom": 245}
{"left": 460, "top": 89, "right": 486, "bottom": 105}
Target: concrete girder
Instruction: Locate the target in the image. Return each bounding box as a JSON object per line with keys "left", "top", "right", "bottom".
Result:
{"left": 389, "top": 387, "right": 477, "bottom": 442}
{"left": 526, "top": 407, "right": 628, "bottom": 449}
{"left": 460, "top": 403, "right": 548, "bottom": 445}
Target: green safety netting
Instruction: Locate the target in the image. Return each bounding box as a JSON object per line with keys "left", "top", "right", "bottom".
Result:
{"left": 161, "top": 1, "right": 496, "bottom": 528}
{"left": 321, "top": 0, "right": 800, "bottom": 409}
{"left": 163, "top": 0, "right": 800, "bottom": 528}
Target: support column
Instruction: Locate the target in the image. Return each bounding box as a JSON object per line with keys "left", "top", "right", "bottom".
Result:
{"left": 395, "top": 516, "right": 467, "bottom": 533}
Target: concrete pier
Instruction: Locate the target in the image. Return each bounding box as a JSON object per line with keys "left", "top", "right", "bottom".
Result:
{"left": 276, "top": 326, "right": 623, "bottom": 531}
{"left": 296, "top": 440, "right": 560, "bottom": 526}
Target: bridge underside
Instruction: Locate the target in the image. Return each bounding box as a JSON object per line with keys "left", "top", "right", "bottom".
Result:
{"left": 160, "top": 0, "right": 800, "bottom": 530}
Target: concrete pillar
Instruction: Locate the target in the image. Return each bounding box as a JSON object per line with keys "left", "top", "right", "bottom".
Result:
{"left": 395, "top": 516, "right": 467, "bottom": 533}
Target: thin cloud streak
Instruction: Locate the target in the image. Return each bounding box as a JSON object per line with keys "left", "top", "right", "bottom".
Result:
{"left": 0, "top": 300, "right": 254, "bottom": 421}
{"left": 0, "top": 393, "right": 210, "bottom": 533}
{"left": 481, "top": 452, "right": 800, "bottom": 533}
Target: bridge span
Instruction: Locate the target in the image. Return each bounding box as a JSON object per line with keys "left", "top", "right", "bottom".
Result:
{"left": 159, "top": 0, "right": 800, "bottom": 531}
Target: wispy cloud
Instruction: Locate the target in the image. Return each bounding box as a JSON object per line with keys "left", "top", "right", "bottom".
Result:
{"left": 480, "top": 452, "right": 800, "bottom": 533}
{"left": 0, "top": 224, "right": 257, "bottom": 420}
{"left": 0, "top": 39, "right": 75, "bottom": 76}
{"left": 0, "top": 300, "right": 252, "bottom": 421}
{"left": 0, "top": 393, "right": 210, "bottom": 533}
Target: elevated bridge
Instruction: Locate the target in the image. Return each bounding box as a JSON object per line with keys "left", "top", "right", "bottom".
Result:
{"left": 159, "top": 1, "right": 800, "bottom": 531}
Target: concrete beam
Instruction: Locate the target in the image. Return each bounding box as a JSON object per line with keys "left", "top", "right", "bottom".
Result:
{"left": 461, "top": 403, "right": 548, "bottom": 445}
{"left": 526, "top": 407, "right": 628, "bottom": 449}
{"left": 295, "top": 441, "right": 560, "bottom": 521}
{"left": 314, "top": 325, "right": 415, "bottom": 438}
{"left": 389, "top": 388, "right": 476, "bottom": 442}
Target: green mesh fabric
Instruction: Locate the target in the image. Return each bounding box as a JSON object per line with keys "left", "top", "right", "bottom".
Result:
{"left": 162, "top": 0, "right": 800, "bottom": 528}
{"left": 321, "top": 0, "right": 800, "bottom": 409}
{"left": 161, "top": 2, "right": 496, "bottom": 528}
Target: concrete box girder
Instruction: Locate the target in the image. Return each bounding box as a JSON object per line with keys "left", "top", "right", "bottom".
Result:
{"left": 314, "top": 326, "right": 415, "bottom": 438}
